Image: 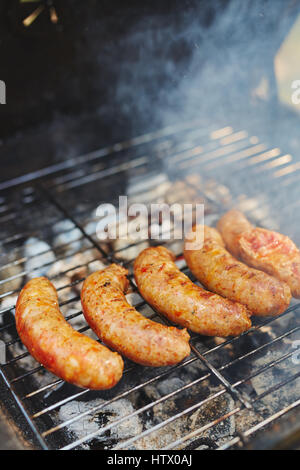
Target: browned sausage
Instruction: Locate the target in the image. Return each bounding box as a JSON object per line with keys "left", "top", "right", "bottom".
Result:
{"left": 15, "top": 277, "right": 124, "bottom": 389}
{"left": 218, "top": 210, "right": 300, "bottom": 298}
{"left": 184, "top": 225, "right": 291, "bottom": 316}
{"left": 81, "top": 264, "right": 190, "bottom": 367}
{"left": 134, "top": 246, "right": 251, "bottom": 337}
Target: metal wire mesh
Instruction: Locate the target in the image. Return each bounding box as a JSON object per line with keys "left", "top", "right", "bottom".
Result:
{"left": 0, "top": 121, "right": 299, "bottom": 450}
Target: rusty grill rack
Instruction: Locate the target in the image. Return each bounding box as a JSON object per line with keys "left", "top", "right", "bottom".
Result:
{"left": 0, "top": 120, "right": 299, "bottom": 450}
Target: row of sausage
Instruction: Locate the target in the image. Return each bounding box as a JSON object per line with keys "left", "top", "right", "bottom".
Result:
{"left": 15, "top": 210, "right": 300, "bottom": 389}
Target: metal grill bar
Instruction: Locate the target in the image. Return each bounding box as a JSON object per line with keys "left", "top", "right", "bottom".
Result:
{"left": 0, "top": 246, "right": 98, "bottom": 303}
{"left": 218, "top": 400, "right": 300, "bottom": 450}
{"left": 0, "top": 368, "right": 48, "bottom": 450}
{"left": 165, "top": 408, "right": 242, "bottom": 450}
{"left": 0, "top": 119, "right": 217, "bottom": 191}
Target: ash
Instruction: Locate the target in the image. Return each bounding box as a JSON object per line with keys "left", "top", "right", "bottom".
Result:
{"left": 58, "top": 398, "right": 143, "bottom": 449}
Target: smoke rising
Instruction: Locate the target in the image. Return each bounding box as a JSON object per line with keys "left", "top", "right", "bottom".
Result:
{"left": 111, "top": 0, "right": 300, "bottom": 138}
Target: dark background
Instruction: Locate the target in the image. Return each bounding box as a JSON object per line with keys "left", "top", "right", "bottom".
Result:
{"left": 0, "top": 0, "right": 300, "bottom": 182}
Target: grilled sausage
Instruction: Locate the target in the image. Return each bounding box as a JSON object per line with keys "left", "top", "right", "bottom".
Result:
{"left": 15, "top": 277, "right": 124, "bottom": 389}
{"left": 218, "top": 210, "right": 300, "bottom": 298}
{"left": 81, "top": 264, "right": 191, "bottom": 367}
{"left": 184, "top": 225, "right": 291, "bottom": 316}
{"left": 134, "top": 246, "right": 251, "bottom": 337}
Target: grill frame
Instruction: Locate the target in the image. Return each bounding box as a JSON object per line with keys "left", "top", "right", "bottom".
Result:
{"left": 0, "top": 121, "right": 299, "bottom": 450}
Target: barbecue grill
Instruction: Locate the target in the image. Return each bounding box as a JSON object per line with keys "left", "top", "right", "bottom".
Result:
{"left": 0, "top": 121, "right": 299, "bottom": 450}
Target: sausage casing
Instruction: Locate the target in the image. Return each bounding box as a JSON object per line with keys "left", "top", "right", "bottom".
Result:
{"left": 134, "top": 246, "right": 251, "bottom": 337}
{"left": 16, "top": 277, "right": 124, "bottom": 389}
{"left": 218, "top": 210, "right": 300, "bottom": 298}
{"left": 81, "top": 264, "right": 191, "bottom": 367}
{"left": 184, "top": 225, "right": 291, "bottom": 316}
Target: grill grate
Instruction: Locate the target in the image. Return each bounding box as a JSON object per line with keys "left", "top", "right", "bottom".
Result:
{"left": 0, "top": 121, "right": 299, "bottom": 450}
